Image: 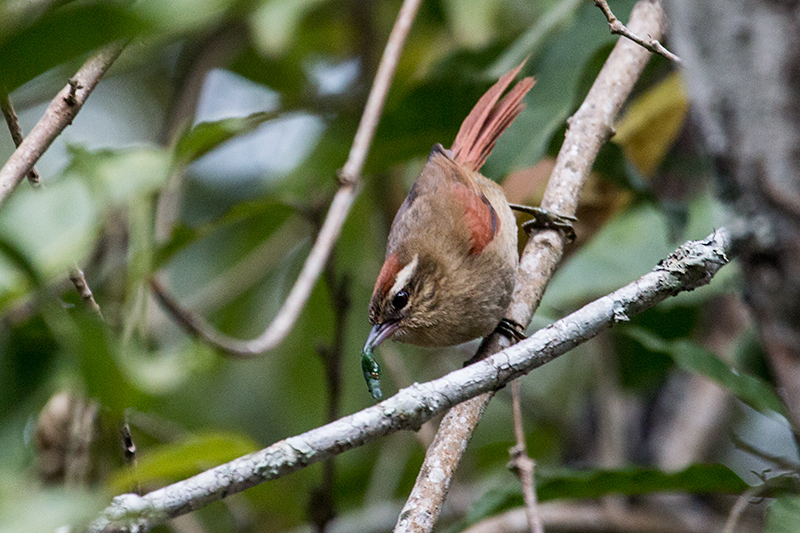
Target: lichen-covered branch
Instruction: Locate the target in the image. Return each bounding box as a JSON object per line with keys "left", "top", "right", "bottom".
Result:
{"left": 394, "top": 2, "right": 669, "bottom": 530}
{"left": 89, "top": 229, "right": 732, "bottom": 533}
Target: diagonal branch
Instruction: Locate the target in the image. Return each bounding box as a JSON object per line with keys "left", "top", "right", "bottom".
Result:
{"left": 0, "top": 42, "right": 126, "bottom": 205}
{"left": 0, "top": 92, "right": 40, "bottom": 185}
{"left": 150, "top": 0, "right": 423, "bottom": 358}
{"left": 68, "top": 266, "right": 103, "bottom": 318}
{"left": 394, "top": 2, "right": 669, "bottom": 531}
{"left": 89, "top": 228, "right": 732, "bottom": 533}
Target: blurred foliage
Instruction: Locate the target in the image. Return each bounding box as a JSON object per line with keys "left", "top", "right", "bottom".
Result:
{"left": 452, "top": 464, "right": 748, "bottom": 532}
{"left": 768, "top": 496, "right": 800, "bottom": 533}
{"left": 107, "top": 431, "right": 260, "bottom": 493}
{"left": 0, "top": 0, "right": 796, "bottom": 531}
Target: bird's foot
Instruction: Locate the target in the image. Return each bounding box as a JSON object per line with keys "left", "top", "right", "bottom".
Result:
{"left": 496, "top": 318, "right": 527, "bottom": 342}
{"left": 463, "top": 318, "right": 527, "bottom": 367}
{"left": 510, "top": 204, "right": 577, "bottom": 243}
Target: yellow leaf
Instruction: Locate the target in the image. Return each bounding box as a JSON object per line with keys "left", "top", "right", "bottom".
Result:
{"left": 614, "top": 73, "right": 688, "bottom": 176}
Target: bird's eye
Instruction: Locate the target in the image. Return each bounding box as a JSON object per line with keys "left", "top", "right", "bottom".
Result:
{"left": 392, "top": 290, "right": 409, "bottom": 311}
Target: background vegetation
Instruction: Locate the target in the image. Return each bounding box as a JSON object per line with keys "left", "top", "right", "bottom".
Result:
{"left": 0, "top": 0, "right": 797, "bottom": 531}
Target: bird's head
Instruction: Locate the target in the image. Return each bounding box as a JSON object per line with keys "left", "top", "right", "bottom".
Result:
{"left": 365, "top": 251, "right": 443, "bottom": 351}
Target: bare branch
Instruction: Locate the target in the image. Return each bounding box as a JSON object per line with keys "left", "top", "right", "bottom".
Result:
{"left": 507, "top": 380, "right": 544, "bottom": 533}
{"left": 68, "top": 266, "right": 103, "bottom": 318}
{"left": 89, "top": 229, "right": 732, "bottom": 533}
{"left": 151, "top": 0, "right": 423, "bottom": 357}
{"left": 0, "top": 42, "right": 126, "bottom": 205}
{"left": 722, "top": 486, "right": 762, "bottom": 533}
{"left": 592, "top": 0, "right": 682, "bottom": 65}
{"left": 730, "top": 434, "right": 800, "bottom": 473}
{"left": 395, "top": 2, "right": 669, "bottom": 530}
{"left": 0, "top": 92, "right": 40, "bottom": 185}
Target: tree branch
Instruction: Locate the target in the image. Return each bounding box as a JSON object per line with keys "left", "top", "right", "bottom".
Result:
{"left": 68, "top": 265, "right": 103, "bottom": 319}
{"left": 89, "top": 228, "right": 732, "bottom": 533}
{"left": 0, "top": 91, "right": 40, "bottom": 185}
{"left": 150, "top": 0, "right": 423, "bottom": 357}
{"left": 394, "top": 2, "right": 668, "bottom": 530}
{"left": 507, "top": 380, "right": 544, "bottom": 533}
{"left": 0, "top": 42, "right": 125, "bottom": 205}
{"left": 592, "top": 0, "right": 681, "bottom": 65}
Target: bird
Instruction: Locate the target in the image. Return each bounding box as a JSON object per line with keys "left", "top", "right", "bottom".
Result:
{"left": 360, "top": 62, "right": 541, "bottom": 399}
{"left": 362, "top": 62, "right": 535, "bottom": 396}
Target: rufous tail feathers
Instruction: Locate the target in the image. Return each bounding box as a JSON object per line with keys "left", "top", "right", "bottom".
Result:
{"left": 450, "top": 61, "right": 535, "bottom": 172}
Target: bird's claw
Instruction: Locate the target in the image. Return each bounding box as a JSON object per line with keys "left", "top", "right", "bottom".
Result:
{"left": 463, "top": 318, "right": 527, "bottom": 367}
{"left": 495, "top": 318, "right": 527, "bottom": 343}
{"left": 510, "top": 204, "right": 577, "bottom": 243}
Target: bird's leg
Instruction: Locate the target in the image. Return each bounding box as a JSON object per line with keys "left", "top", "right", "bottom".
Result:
{"left": 509, "top": 203, "right": 577, "bottom": 243}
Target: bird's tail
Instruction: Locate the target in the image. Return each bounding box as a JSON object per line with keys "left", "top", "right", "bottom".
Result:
{"left": 451, "top": 62, "right": 535, "bottom": 172}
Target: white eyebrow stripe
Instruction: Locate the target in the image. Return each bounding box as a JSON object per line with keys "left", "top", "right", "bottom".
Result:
{"left": 390, "top": 254, "right": 419, "bottom": 297}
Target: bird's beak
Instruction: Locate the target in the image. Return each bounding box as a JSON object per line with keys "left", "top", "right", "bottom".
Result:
{"left": 364, "top": 322, "right": 399, "bottom": 352}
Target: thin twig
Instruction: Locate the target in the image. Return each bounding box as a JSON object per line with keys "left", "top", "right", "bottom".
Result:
{"left": 68, "top": 266, "right": 103, "bottom": 319}
{"left": 0, "top": 42, "right": 126, "bottom": 205}
{"left": 592, "top": 0, "right": 682, "bottom": 65}
{"left": 394, "top": 2, "right": 669, "bottom": 531}
{"left": 151, "top": 0, "right": 423, "bottom": 357}
{"left": 89, "top": 229, "right": 732, "bottom": 533}
{"left": 507, "top": 380, "right": 544, "bottom": 533}
{"left": 120, "top": 422, "right": 141, "bottom": 496}
{"left": 0, "top": 91, "right": 40, "bottom": 185}
{"left": 731, "top": 433, "right": 800, "bottom": 473}
{"left": 722, "top": 486, "right": 762, "bottom": 533}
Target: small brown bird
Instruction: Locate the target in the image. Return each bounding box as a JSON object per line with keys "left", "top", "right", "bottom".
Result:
{"left": 364, "top": 63, "right": 536, "bottom": 367}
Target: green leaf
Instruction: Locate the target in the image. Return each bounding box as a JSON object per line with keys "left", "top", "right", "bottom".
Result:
{"left": 541, "top": 196, "right": 729, "bottom": 312}
{"left": 0, "top": 482, "right": 108, "bottom": 533}
{"left": 69, "top": 312, "right": 142, "bottom": 416}
{"left": 0, "top": 3, "right": 146, "bottom": 91}
{"left": 624, "top": 327, "right": 787, "bottom": 417}
{"left": 488, "top": 0, "right": 583, "bottom": 78}
{"left": 0, "top": 179, "right": 98, "bottom": 281}
{"left": 174, "top": 110, "right": 282, "bottom": 163}
{"left": 0, "top": 236, "right": 44, "bottom": 289}
{"left": 64, "top": 146, "right": 172, "bottom": 204}
{"left": 106, "top": 431, "right": 260, "bottom": 493}
{"left": 767, "top": 496, "right": 800, "bottom": 533}
{"left": 441, "top": 0, "right": 503, "bottom": 48}
{"left": 536, "top": 464, "right": 748, "bottom": 501}
{"left": 133, "top": 0, "right": 237, "bottom": 33}
{"left": 483, "top": 0, "right": 638, "bottom": 176}
{"left": 154, "top": 196, "right": 295, "bottom": 268}
{"left": 455, "top": 464, "right": 748, "bottom": 532}
{"left": 249, "top": 0, "right": 327, "bottom": 57}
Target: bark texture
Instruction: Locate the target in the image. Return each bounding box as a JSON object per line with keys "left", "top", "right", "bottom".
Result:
{"left": 666, "top": 0, "right": 800, "bottom": 430}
